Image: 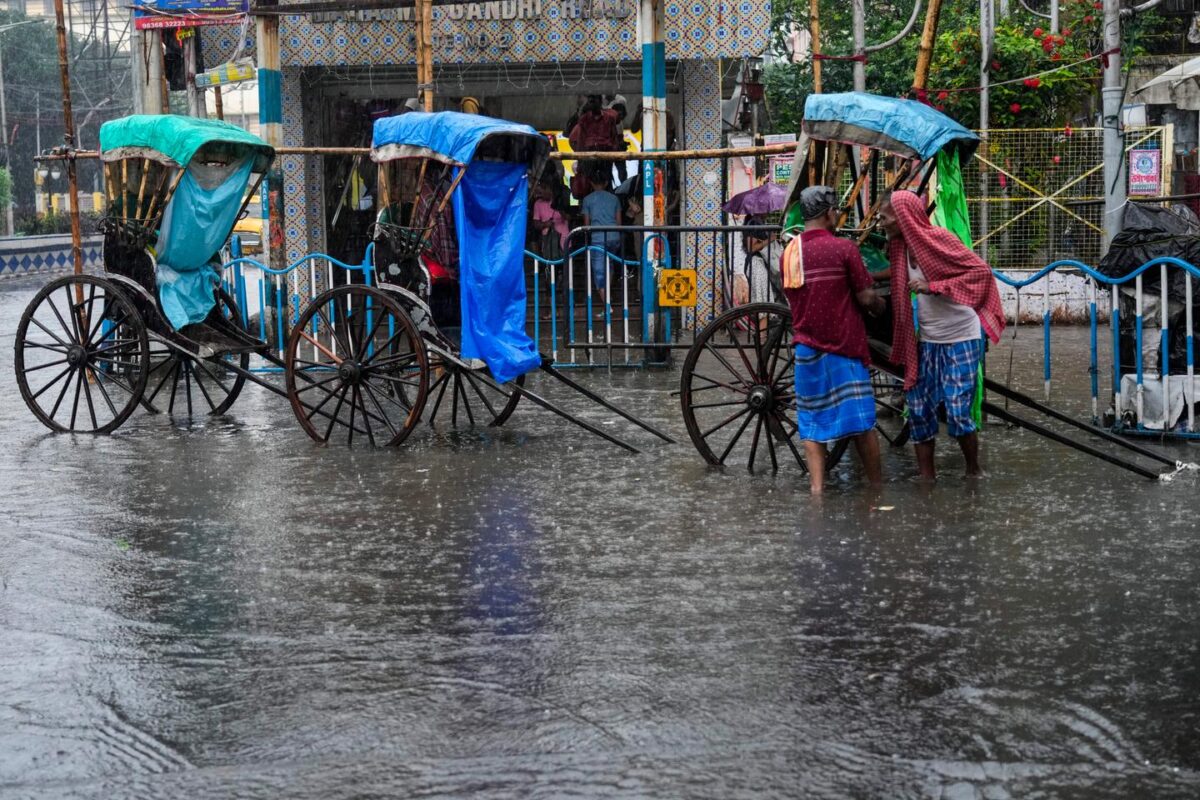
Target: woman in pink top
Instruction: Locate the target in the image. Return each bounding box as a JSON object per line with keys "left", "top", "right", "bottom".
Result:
{"left": 532, "top": 181, "right": 570, "bottom": 259}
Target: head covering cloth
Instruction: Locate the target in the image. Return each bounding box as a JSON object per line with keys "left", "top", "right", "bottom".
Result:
{"left": 886, "top": 191, "right": 1006, "bottom": 389}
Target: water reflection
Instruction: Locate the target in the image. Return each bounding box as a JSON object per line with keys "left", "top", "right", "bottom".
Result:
{"left": 1, "top": 280, "right": 1199, "bottom": 797}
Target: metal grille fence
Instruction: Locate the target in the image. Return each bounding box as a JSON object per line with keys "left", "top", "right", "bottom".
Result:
{"left": 962, "top": 126, "right": 1171, "bottom": 273}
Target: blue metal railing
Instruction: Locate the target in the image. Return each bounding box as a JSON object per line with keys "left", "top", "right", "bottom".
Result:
{"left": 993, "top": 256, "right": 1200, "bottom": 438}
{"left": 220, "top": 239, "right": 374, "bottom": 369}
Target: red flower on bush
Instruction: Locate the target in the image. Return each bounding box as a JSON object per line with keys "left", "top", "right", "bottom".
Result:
{"left": 937, "top": 90, "right": 949, "bottom": 100}
{"left": 991, "top": 60, "right": 1002, "bottom": 71}
{"left": 1062, "top": 28, "right": 1072, "bottom": 37}
{"left": 1051, "top": 52, "right": 1062, "bottom": 61}
{"left": 1024, "top": 77, "right": 1041, "bottom": 88}
{"left": 1010, "top": 102, "right": 1022, "bottom": 113}
{"left": 1083, "top": 14, "right": 1094, "bottom": 23}
{"left": 1033, "top": 27, "right": 1044, "bottom": 37}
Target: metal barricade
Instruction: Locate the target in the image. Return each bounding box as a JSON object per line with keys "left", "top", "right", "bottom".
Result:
{"left": 527, "top": 224, "right": 781, "bottom": 368}
{"left": 993, "top": 257, "right": 1200, "bottom": 439}
{"left": 220, "top": 237, "right": 375, "bottom": 369}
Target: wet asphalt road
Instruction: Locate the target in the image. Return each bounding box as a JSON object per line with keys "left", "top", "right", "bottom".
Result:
{"left": 2, "top": 273, "right": 1200, "bottom": 799}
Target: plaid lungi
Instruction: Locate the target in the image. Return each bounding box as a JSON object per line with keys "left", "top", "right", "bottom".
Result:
{"left": 905, "top": 338, "right": 983, "bottom": 443}
{"left": 793, "top": 343, "right": 876, "bottom": 443}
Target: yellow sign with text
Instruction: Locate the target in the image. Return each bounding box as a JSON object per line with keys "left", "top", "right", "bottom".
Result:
{"left": 658, "top": 269, "right": 697, "bottom": 307}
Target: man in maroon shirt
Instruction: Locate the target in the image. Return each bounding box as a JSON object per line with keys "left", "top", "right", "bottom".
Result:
{"left": 784, "top": 186, "right": 886, "bottom": 494}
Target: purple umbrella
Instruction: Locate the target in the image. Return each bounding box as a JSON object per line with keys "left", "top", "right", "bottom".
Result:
{"left": 721, "top": 182, "right": 789, "bottom": 216}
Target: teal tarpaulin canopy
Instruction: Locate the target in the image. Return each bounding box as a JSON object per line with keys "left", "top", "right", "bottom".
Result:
{"left": 99, "top": 114, "right": 273, "bottom": 169}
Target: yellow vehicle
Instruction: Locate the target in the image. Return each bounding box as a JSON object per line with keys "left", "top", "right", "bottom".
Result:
{"left": 231, "top": 195, "right": 263, "bottom": 254}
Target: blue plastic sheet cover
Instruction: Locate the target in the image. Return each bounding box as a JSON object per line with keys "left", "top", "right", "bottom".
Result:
{"left": 454, "top": 160, "right": 541, "bottom": 383}
{"left": 371, "top": 111, "right": 542, "bottom": 165}
{"left": 802, "top": 92, "right": 979, "bottom": 161}
{"left": 156, "top": 158, "right": 253, "bottom": 330}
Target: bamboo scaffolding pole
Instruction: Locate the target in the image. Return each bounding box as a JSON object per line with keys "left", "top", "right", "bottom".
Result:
{"left": 37, "top": 142, "right": 802, "bottom": 162}
{"left": 52, "top": 0, "right": 82, "bottom": 281}
{"left": 912, "top": 0, "right": 945, "bottom": 93}
{"left": 103, "top": 162, "right": 116, "bottom": 210}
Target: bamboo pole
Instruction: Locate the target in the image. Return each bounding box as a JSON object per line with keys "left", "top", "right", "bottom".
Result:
{"left": 409, "top": 158, "right": 428, "bottom": 227}
{"left": 103, "top": 161, "right": 116, "bottom": 211}
{"left": 809, "top": 0, "right": 822, "bottom": 94}
{"left": 912, "top": 0, "right": 944, "bottom": 92}
{"left": 141, "top": 166, "right": 172, "bottom": 226}
{"left": 418, "top": 0, "right": 433, "bottom": 112}
{"left": 135, "top": 159, "right": 151, "bottom": 221}
{"left": 35, "top": 142, "right": 803, "bottom": 162}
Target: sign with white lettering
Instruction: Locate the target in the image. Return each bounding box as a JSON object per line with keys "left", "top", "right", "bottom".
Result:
{"left": 135, "top": 0, "right": 247, "bottom": 30}
{"left": 1128, "top": 148, "right": 1161, "bottom": 196}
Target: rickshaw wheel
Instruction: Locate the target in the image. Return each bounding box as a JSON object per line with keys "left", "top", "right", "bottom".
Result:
{"left": 141, "top": 287, "right": 250, "bottom": 417}
{"left": 285, "top": 284, "right": 430, "bottom": 447}
{"left": 679, "top": 303, "right": 804, "bottom": 473}
{"left": 426, "top": 361, "right": 524, "bottom": 428}
{"left": 14, "top": 274, "right": 150, "bottom": 434}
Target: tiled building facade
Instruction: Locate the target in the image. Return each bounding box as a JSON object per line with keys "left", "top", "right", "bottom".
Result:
{"left": 204, "top": 0, "right": 770, "bottom": 321}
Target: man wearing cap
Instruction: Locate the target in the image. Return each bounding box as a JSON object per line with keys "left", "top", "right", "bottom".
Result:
{"left": 783, "top": 185, "right": 886, "bottom": 494}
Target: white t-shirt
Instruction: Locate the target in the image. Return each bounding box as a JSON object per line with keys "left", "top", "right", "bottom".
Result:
{"left": 907, "top": 253, "right": 981, "bottom": 344}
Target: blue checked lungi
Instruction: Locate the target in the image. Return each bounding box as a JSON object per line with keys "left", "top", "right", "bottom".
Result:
{"left": 793, "top": 343, "right": 876, "bottom": 443}
{"left": 905, "top": 338, "right": 983, "bottom": 443}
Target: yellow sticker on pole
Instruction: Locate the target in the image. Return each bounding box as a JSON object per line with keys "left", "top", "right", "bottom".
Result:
{"left": 658, "top": 269, "right": 698, "bottom": 307}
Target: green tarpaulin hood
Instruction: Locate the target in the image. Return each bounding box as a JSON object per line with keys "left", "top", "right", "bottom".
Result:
{"left": 99, "top": 115, "right": 273, "bottom": 170}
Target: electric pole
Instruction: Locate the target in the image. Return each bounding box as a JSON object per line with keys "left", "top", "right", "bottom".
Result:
{"left": 0, "top": 41, "right": 11, "bottom": 236}
{"left": 1101, "top": 0, "right": 1123, "bottom": 250}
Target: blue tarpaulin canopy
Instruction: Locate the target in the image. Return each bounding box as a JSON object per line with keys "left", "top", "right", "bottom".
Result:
{"left": 371, "top": 111, "right": 548, "bottom": 383}
{"left": 802, "top": 92, "right": 979, "bottom": 161}
{"left": 371, "top": 111, "right": 546, "bottom": 166}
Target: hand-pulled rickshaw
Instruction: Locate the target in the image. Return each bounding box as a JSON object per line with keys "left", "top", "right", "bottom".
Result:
{"left": 15, "top": 115, "right": 274, "bottom": 432}
{"left": 15, "top": 112, "right": 669, "bottom": 453}
{"left": 678, "top": 92, "right": 981, "bottom": 472}
{"left": 282, "top": 110, "right": 672, "bottom": 451}
{"left": 679, "top": 93, "right": 1183, "bottom": 480}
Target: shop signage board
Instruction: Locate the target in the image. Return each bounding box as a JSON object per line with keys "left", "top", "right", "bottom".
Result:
{"left": 264, "top": 0, "right": 772, "bottom": 66}
{"left": 770, "top": 157, "right": 794, "bottom": 185}
{"left": 135, "top": 1, "right": 248, "bottom": 30}
{"left": 1128, "top": 148, "right": 1161, "bottom": 196}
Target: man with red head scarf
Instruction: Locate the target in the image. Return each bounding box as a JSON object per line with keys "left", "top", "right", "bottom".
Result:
{"left": 877, "top": 190, "right": 1005, "bottom": 479}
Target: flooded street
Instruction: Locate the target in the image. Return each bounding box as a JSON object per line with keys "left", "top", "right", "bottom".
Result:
{"left": 2, "top": 274, "right": 1199, "bottom": 798}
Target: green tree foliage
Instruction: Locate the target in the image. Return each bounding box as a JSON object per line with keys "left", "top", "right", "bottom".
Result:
{"left": 765, "top": 0, "right": 1161, "bottom": 134}
{"left": 0, "top": 166, "right": 10, "bottom": 213}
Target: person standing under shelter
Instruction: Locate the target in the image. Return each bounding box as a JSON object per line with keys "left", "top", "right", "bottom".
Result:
{"left": 877, "top": 190, "right": 1005, "bottom": 480}
{"left": 580, "top": 167, "right": 622, "bottom": 310}
{"left": 783, "top": 186, "right": 886, "bottom": 494}
{"left": 733, "top": 215, "right": 781, "bottom": 306}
